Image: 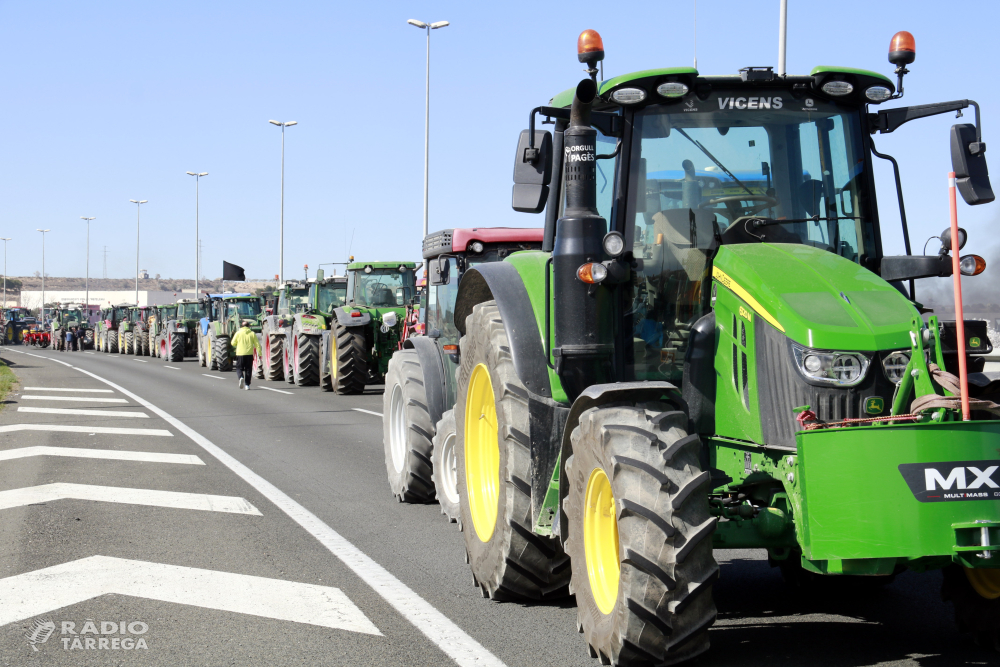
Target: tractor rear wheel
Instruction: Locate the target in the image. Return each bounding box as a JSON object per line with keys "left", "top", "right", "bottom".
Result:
{"left": 264, "top": 330, "right": 283, "bottom": 381}
{"left": 294, "top": 329, "right": 320, "bottom": 386}
{"left": 382, "top": 350, "right": 435, "bottom": 503}
{"left": 432, "top": 409, "right": 461, "bottom": 528}
{"left": 123, "top": 331, "right": 134, "bottom": 355}
{"left": 169, "top": 332, "right": 185, "bottom": 362}
{"left": 456, "top": 301, "right": 570, "bottom": 601}
{"left": 283, "top": 332, "right": 296, "bottom": 384}
{"left": 213, "top": 334, "right": 232, "bottom": 371}
{"left": 332, "top": 323, "right": 366, "bottom": 395}
{"left": 565, "top": 404, "right": 718, "bottom": 666}
{"left": 320, "top": 335, "right": 333, "bottom": 391}
{"left": 942, "top": 564, "right": 1000, "bottom": 651}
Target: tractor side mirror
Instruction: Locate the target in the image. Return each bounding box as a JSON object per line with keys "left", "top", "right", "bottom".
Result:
{"left": 512, "top": 130, "right": 553, "bottom": 213}
{"left": 951, "top": 123, "right": 995, "bottom": 205}
{"left": 429, "top": 257, "right": 450, "bottom": 286}
{"left": 395, "top": 287, "right": 405, "bottom": 306}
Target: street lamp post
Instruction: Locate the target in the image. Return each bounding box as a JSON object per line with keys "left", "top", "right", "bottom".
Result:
{"left": 36, "top": 229, "right": 49, "bottom": 318}
{"left": 407, "top": 18, "right": 449, "bottom": 238}
{"left": 80, "top": 217, "right": 95, "bottom": 317}
{"left": 268, "top": 120, "right": 297, "bottom": 283}
{"left": 0, "top": 238, "right": 10, "bottom": 309}
{"left": 129, "top": 200, "right": 148, "bottom": 305}
{"left": 186, "top": 172, "right": 208, "bottom": 297}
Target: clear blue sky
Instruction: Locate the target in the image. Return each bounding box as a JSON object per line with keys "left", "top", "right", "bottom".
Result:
{"left": 1, "top": 0, "right": 997, "bottom": 287}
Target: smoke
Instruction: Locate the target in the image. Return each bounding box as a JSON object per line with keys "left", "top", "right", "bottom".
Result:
{"left": 915, "top": 243, "right": 1000, "bottom": 315}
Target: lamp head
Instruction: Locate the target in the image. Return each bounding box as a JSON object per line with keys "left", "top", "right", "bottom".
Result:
{"left": 407, "top": 19, "right": 428, "bottom": 28}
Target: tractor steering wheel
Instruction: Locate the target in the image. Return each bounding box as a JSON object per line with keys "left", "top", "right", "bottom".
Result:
{"left": 698, "top": 195, "right": 780, "bottom": 222}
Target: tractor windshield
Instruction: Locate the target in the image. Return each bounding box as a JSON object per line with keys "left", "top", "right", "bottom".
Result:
{"left": 313, "top": 282, "right": 347, "bottom": 313}
{"left": 351, "top": 269, "right": 415, "bottom": 307}
{"left": 623, "top": 94, "right": 875, "bottom": 382}
{"left": 159, "top": 305, "right": 177, "bottom": 320}
{"left": 229, "top": 300, "right": 261, "bottom": 318}
{"left": 177, "top": 302, "right": 206, "bottom": 320}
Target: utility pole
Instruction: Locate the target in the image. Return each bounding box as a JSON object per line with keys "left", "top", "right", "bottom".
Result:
{"left": 0, "top": 238, "right": 10, "bottom": 309}
{"left": 129, "top": 199, "right": 148, "bottom": 304}
{"left": 36, "top": 229, "right": 50, "bottom": 318}
{"left": 268, "top": 120, "right": 298, "bottom": 283}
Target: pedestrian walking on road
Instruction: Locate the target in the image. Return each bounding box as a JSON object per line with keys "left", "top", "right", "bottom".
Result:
{"left": 230, "top": 320, "right": 261, "bottom": 390}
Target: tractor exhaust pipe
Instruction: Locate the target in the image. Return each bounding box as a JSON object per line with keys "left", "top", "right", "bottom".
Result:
{"left": 551, "top": 78, "right": 613, "bottom": 399}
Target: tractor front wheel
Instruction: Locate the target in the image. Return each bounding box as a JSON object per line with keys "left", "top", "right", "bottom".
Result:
{"left": 212, "top": 334, "right": 232, "bottom": 371}
{"left": 432, "top": 409, "right": 461, "bottom": 528}
{"left": 565, "top": 404, "right": 718, "bottom": 666}
{"left": 169, "top": 333, "right": 185, "bottom": 362}
{"left": 123, "top": 331, "right": 133, "bottom": 354}
{"left": 294, "top": 329, "right": 320, "bottom": 387}
{"left": 382, "top": 350, "right": 435, "bottom": 503}
{"left": 456, "top": 301, "right": 570, "bottom": 601}
{"left": 942, "top": 564, "right": 1000, "bottom": 651}
{"left": 332, "top": 323, "right": 366, "bottom": 395}
{"left": 264, "top": 330, "right": 283, "bottom": 381}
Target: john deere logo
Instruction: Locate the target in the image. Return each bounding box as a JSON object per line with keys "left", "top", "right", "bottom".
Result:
{"left": 865, "top": 397, "right": 884, "bottom": 415}
{"left": 970, "top": 337, "right": 981, "bottom": 348}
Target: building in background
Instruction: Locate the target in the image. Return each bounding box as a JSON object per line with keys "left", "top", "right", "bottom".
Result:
{"left": 19, "top": 290, "right": 196, "bottom": 311}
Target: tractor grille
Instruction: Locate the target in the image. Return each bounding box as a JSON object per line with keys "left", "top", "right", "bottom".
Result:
{"left": 422, "top": 230, "right": 454, "bottom": 259}
{"left": 754, "top": 317, "right": 897, "bottom": 448}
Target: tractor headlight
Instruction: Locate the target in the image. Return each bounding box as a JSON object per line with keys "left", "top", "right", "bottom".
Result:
{"left": 602, "top": 231, "right": 625, "bottom": 257}
{"left": 881, "top": 350, "right": 910, "bottom": 384}
{"left": 791, "top": 343, "right": 869, "bottom": 386}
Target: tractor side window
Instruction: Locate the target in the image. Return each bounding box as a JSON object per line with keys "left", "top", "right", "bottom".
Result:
{"left": 428, "top": 258, "right": 460, "bottom": 345}
{"left": 278, "top": 290, "right": 288, "bottom": 314}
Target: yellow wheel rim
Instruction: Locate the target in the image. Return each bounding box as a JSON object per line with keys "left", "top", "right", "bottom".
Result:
{"left": 965, "top": 567, "right": 1000, "bottom": 600}
{"left": 584, "top": 467, "right": 620, "bottom": 615}
{"left": 465, "top": 363, "right": 500, "bottom": 543}
{"left": 331, "top": 336, "right": 338, "bottom": 380}
{"left": 208, "top": 337, "right": 212, "bottom": 361}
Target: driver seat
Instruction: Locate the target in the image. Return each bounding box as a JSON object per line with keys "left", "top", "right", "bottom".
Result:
{"left": 650, "top": 208, "right": 717, "bottom": 281}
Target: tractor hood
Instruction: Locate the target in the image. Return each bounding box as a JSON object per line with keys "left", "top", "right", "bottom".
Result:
{"left": 713, "top": 244, "right": 917, "bottom": 351}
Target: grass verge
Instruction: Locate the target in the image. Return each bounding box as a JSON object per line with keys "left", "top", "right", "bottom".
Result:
{"left": 0, "top": 357, "right": 18, "bottom": 406}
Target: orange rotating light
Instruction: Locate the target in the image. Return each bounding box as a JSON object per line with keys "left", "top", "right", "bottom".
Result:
{"left": 889, "top": 31, "right": 915, "bottom": 65}
{"left": 577, "top": 29, "right": 605, "bottom": 64}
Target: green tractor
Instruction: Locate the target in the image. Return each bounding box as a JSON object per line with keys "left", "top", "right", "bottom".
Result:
{"left": 391, "top": 30, "right": 1000, "bottom": 664}
{"left": 99, "top": 303, "right": 131, "bottom": 354}
{"left": 283, "top": 271, "right": 348, "bottom": 387}
{"left": 51, "top": 305, "right": 92, "bottom": 351}
{"left": 148, "top": 303, "right": 176, "bottom": 359}
{"left": 260, "top": 282, "right": 309, "bottom": 382}
{"left": 319, "top": 260, "right": 417, "bottom": 394}
{"left": 201, "top": 293, "right": 263, "bottom": 372}
{"left": 157, "top": 299, "right": 207, "bottom": 362}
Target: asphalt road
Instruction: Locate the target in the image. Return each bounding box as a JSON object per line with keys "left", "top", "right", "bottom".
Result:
{"left": 0, "top": 344, "right": 993, "bottom": 666}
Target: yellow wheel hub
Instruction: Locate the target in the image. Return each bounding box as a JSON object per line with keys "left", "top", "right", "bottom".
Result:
{"left": 965, "top": 567, "right": 1000, "bottom": 600}
{"left": 584, "top": 467, "right": 620, "bottom": 615}
{"left": 465, "top": 363, "right": 500, "bottom": 543}
{"left": 331, "top": 336, "right": 338, "bottom": 379}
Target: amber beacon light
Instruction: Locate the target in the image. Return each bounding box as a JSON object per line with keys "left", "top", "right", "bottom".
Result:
{"left": 577, "top": 29, "right": 605, "bottom": 64}
{"left": 889, "top": 31, "right": 915, "bottom": 65}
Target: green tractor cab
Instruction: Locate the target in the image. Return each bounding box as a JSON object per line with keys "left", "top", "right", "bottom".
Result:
{"left": 283, "top": 271, "right": 348, "bottom": 388}
{"left": 260, "top": 281, "right": 309, "bottom": 382}
{"left": 440, "top": 29, "right": 998, "bottom": 664}
{"left": 201, "top": 294, "right": 263, "bottom": 372}
{"left": 319, "top": 261, "right": 417, "bottom": 394}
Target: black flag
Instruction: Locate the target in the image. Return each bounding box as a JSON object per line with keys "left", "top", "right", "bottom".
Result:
{"left": 222, "top": 261, "right": 246, "bottom": 281}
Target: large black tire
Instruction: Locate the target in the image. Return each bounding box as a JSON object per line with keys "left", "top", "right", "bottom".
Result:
{"left": 382, "top": 350, "right": 435, "bottom": 503}
{"left": 124, "top": 331, "right": 135, "bottom": 355}
{"left": 108, "top": 331, "right": 119, "bottom": 354}
{"left": 456, "top": 301, "right": 570, "bottom": 601}
{"left": 565, "top": 404, "right": 718, "bottom": 666}
{"left": 332, "top": 323, "right": 367, "bottom": 395}
{"left": 294, "top": 329, "right": 320, "bottom": 387}
{"left": 213, "top": 334, "right": 232, "bottom": 371}
{"left": 320, "top": 335, "right": 333, "bottom": 391}
{"left": 265, "top": 330, "right": 283, "bottom": 381}
{"left": 942, "top": 564, "right": 1000, "bottom": 652}
{"left": 432, "top": 409, "right": 461, "bottom": 528}
{"left": 137, "top": 331, "right": 148, "bottom": 356}
{"left": 283, "top": 332, "right": 296, "bottom": 384}
{"left": 169, "top": 332, "right": 185, "bottom": 362}
{"left": 83, "top": 329, "right": 93, "bottom": 350}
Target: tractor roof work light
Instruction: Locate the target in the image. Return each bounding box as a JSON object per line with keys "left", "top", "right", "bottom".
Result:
{"left": 577, "top": 29, "right": 604, "bottom": 80}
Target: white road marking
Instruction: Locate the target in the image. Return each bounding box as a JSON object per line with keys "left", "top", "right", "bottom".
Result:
{"left": 26, "top": 353, "right": 45, "bottom": 359}
{"left": 0, "top": 483, "right": 260, "bottom": 514}
{"left": 202, "top": 374, "right": 225, "bottom": 380}
{"left": 50, "top": 358, "right": 74, "bottom": 367}
{"left": 0, "top": 446, "right": 201, "bottom": 464}
{"left": 84, "top": 351, "right": 95, "bottom": 354}
{"left": 260, "top": 386, "right": 293, "bottom": 395}
{"left": 133, "top": 359, "right": 148, "bottom": 363}
{"left": 24, "top": 387, "right": 114, "bottom": 393}
{"left": 164, "top": 366, "right": 180, "bottom": 370}
{"left": 18, "top": 407, "right": 148, "bottom": 418}
{"left": 0, "top": 424, "right": 171, "bottom": 436}
{"left": 0, "top": 556, "right": 380, "bottom": 634}
{"left": 22, "top": 395, "right": 129, "bottom": 403}
{"left": 353, "top": 408, "right": 383, "bottom": 417}
{"left": 71, "top": 367, "right": 506, "bottom": 667}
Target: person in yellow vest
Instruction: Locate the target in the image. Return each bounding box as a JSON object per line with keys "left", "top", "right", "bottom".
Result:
{"left": 230, "top": 320, "right": 261, "bottom": 390}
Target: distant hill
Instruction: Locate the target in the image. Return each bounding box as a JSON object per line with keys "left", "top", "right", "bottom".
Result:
{"left": 7, "top": 276, "right": 279, "bottom": 294}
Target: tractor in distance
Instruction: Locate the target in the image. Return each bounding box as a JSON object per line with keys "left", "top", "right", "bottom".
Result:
{"left": 319, "top": 260, "right": 417, "bottom": 395}
{"left": 149, "top": 303, "right": 176, "bottom": 358}
{"left": 383, "top": 228, "right": 544, "bottom": 523}
{"left": 51, "top": 305, "right": 92, "bottom": 351}
{"left": 0, "top": 308, "right": 34, "bottom": 345}
{"left": 425, "top": 29, "right": 1000, "bottom": 665}
{"left": 259, "top": 281, "right": 309, "bottom": 381}
{"left": 283, "top": 270, "right": 348, "bottom": 387}
{"left": 158, "top": 298, "right": 206, "bottom": 362}
{"left": 116, "top": 305, "right": 148, "bottom": 355}
{"left": 202, "top": 293, "right": 263, "bottom": 372}
{"left": 98, "top": 303, "right": 131, "bottom": 353}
